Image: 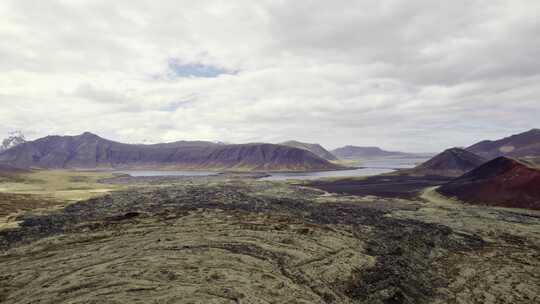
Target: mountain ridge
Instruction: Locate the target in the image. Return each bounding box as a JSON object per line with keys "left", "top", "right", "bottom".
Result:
{"left": 466, "top": 128, "right": 540, "bottom": 162}
{"left": 400, "top": 147, "right": 486, "bottom": 177}
{"left": 0, "top": 132, "right": 345, "bottom": 172}
{"left": 331, "top": 145, "right": 416, "bottom": 159}
{"left": 280, "top": 140, "right": 337, "bottom": 161}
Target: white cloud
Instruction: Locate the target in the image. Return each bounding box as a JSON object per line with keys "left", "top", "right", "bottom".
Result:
{"left": 1, "top": 0, "right": 539, "bottom": 152}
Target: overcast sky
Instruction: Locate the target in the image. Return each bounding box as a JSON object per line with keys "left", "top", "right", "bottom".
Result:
{"left": 1, "top": 0, "right": 539, "bottom": 152}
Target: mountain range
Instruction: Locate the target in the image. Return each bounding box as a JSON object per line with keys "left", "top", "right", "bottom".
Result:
{"left": 466, "top": 128, "right": 540, "bottom": 163}
{"left": 2, "top": 128, "right": 540, "bottom": 173}
{"left": 331, "top": 146, "right": 414, "bottom": 159}
{"left": 0, "top": 132, "right": 344, "bottom": 172}
{"left": 279, "top": 140, "right": 337, "bottom": 161}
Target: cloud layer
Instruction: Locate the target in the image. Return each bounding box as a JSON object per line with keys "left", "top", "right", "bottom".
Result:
{"left": 1, "top": 0, "right": 539, "bottom": 152}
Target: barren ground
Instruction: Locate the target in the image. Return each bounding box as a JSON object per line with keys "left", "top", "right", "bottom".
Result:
{"left": 0, "top": 172, "right": 538, "bottom": 303}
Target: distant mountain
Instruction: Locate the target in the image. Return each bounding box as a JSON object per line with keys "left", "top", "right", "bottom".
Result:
{"left": 438, "top": 157, "right": 540, "bottom": 210}
{"left": 403, "top": 148, "right": 486, "bottom": 177}
{"left": 331, "top": 145, "right": 413, "bottom": 159}
{"left": 0, "top": 132, "right": 344, "bottom": 172}
{"left": 280, "top": 140, "right": 337, "bottom": 161}
{"left": 0, "top": 131, "right": 26, "bottom": 152}
{"left": 466, "top": 128, "right": 540, "bottom": 162}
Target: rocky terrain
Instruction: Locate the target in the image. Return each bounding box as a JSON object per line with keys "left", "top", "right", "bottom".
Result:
{"left": 467, "top": 128, "right": 540, "bottom": 161}
{"left": 0, "top": 132, "right": 344, "bottom": 172}
{"left": 280, "top": 140, "right": 338, "bottom": 161}
{"left": 401, "top": 148, "right": 486, "bottom": 177}
{"left": 0, "top": 173, "right": 539, "bottom": 303}
{"left": 438, "top": 157, "right": 540, "bottom": 210}
{"left": 308, "top": 175, "right": 453, "bottom": 199}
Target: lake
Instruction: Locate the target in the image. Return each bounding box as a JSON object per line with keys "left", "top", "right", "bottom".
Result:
{"left": 114, "top": 156, "right": 430, "bottom": 181}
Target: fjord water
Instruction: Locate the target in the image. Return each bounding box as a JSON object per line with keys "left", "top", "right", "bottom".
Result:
{"left": 262, "top": 156, "right": 430, "bottom": 180}
{"left": 114, "top": 156, "right": 429, "bottom": 181}
{"left": 260, "top": 167, "right": 393, "bottom": 181}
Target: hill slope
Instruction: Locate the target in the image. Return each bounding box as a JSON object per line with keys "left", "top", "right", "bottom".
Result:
{"left": 331, "top": 146, "right": 412, "bottom": 159}
{"left": 402, "top": 148, "right": 486, "bottom": 177}
{"left": 280, "top": 140, "right": 337, "bottom": 161}
{"left": 0, "top": 132, "right": 344, "bottom": 172}
{"left": 466, "top": 128, "right": 540, "bottom": 161}
{"left": 438, "top": 157, "right": 540, "bottom": 210}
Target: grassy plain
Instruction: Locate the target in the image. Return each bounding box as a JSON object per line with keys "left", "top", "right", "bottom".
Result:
{"left": 0, "top": 170, "right": 125, "bottom": 229}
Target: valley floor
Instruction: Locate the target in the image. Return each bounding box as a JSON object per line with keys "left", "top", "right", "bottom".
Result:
{"left": 0, "top": 170, "right": 124, "bottom": 230}
{"left": 0, "top": 173, "right": 539, "bottom": 303}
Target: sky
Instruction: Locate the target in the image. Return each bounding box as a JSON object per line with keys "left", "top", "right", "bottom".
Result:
{"left": 1, "top": 0, "right": 539, "bottom": 152}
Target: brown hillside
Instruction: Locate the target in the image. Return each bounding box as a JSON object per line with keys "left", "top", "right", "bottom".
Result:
{"left": 401, "top": 148, "right": 486, "bottom": 177}
{"left": 438, "top": 157, "right": 540, "bottom": 210}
